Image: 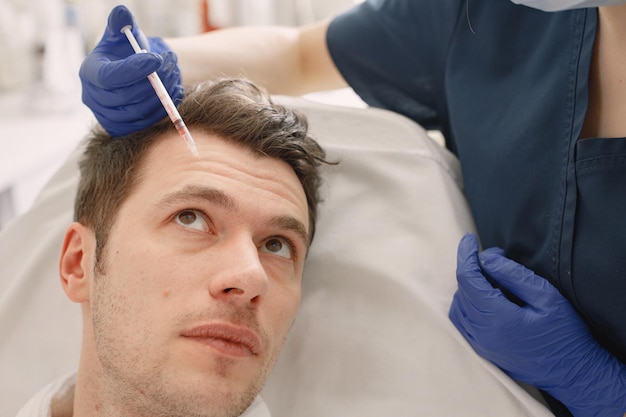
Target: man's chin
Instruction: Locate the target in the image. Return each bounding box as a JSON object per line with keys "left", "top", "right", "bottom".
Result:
{"left": 156, "top": 372, "right": 262, "bottom": 417}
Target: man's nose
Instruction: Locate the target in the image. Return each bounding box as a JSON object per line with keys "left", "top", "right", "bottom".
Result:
{"left": 208, "top": 237, "right": 269, "bottom": 307}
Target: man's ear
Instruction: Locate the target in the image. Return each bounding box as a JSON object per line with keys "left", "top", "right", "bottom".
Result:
{"left": 59, "top": 222, "right": 96, "bottom": 303}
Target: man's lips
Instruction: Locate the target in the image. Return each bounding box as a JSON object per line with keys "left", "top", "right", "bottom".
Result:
{"left": 181, "top": 323, "right": 261, "bottom": 357}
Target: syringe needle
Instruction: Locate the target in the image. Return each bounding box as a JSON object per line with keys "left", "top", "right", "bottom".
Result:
{"left": 121, "top": 25, "right": 199, "bottom": 157}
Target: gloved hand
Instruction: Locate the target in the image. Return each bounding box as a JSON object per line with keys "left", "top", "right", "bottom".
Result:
{"left": 449, "top": 234, "right": 626, "bottom": 417}
{"left": 79, "top": 5, "right": 184, "bottom": 136}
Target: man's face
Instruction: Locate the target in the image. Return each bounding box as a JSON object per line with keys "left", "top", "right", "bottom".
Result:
{"left": 88, "top": 131, "right": 309, "bottom": 416}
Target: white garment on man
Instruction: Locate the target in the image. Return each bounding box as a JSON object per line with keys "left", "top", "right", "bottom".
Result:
{"left": 16, "top": 373, "right": 272, "bottom": 417}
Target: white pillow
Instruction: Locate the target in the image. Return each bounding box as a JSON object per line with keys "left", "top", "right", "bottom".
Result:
{"left": 0, "top": 97, "right": 551, "bottom": 416}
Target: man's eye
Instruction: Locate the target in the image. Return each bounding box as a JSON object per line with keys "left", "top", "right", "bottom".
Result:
{"left": 261, "top": 237, "right": 294, "bottom": 259}
{"left": 174, "top": 210, "right": 208, "bottom": 232}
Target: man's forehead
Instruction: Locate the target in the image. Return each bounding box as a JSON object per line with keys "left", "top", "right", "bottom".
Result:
{"left": 134, "top": 131, "right": 310, "bottom": 226}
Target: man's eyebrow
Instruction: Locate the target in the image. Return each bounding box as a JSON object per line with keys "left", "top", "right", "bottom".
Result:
{"left": 271, "top": 215, "right": 311, "bottom": 249}
{"left": 155, "top": 185, "right": 236, "bottom": 210}
{"left": 155, "top": 185, "right": 310, "bottom": 246}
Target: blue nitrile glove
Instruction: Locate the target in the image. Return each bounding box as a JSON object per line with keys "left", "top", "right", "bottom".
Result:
{"left": 449, "top": 233, "right": 626, "bottom": 417}
{"left": 79, "top": 5, "right": 183, "bottom": 136}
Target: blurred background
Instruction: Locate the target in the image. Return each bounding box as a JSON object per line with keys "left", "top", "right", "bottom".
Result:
{"left": 0, "top": 0, "right": 363, "bottom": 229}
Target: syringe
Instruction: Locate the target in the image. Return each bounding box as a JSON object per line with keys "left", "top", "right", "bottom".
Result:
{"left": 121, "top": 25, "right": 199, "bottom": 157}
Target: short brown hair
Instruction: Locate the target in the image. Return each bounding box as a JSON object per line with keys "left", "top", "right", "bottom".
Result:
{"left": 75, "top": 78, "right": 330, "bottom": 264}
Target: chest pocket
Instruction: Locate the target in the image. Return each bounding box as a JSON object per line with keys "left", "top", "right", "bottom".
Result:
{"left": 570, "top": 137, "right": 626, "bottom": 363}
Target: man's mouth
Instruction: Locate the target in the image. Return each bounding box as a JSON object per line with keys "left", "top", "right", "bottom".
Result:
{"left": 181, "top": 323, "right": 261, "bottom": 357}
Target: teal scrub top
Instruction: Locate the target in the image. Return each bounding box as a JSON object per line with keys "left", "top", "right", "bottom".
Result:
{"left": 328, "top": 0, "right": 624, "bottom": 412}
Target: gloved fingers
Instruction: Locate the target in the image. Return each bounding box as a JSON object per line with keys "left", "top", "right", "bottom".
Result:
{"left": 167, "top": 85, "right": 185, "bottom": 107}
{"left": 450, "top": 288, "right": 539, "bottom": 378}
{"left": 456, "top": 234, "right": 494, "bottom": 310}
{"left": 483, "top": 246, "right": 505, "bottom": 257}
{"left": 105, "top": 5, "right": 150, "bottom": 50}
{"left": 148, "top": 37, "right": 174, "bottom": 56}
{"left": 449, "top": 292, "right": 474, "bottom": 340}
{"left": 81, "top": 52, "right": 163, "bottom": 89}
{"left": 156, "top": 51, "right": 180, "bottom": 79}
{"left": 113, "top": 98, "right": 167, "bottom": 125}
{"left": 82, "top": 79, "right": 155, "bottom": 108}
{"left": 87, "top": 90, "right": 166, "bottom": 126}
{"left": 79, "top": 5, "right": 184, "bottom": 137}
{"left": 456, "top": 234, "right": 518, "bottom": 318}
{"left": 155, "top": 51, "right": 184, "bottom": 103}
{"left": 92, "top": 101, "right": 167, "bottom": 137}
{"left": 106, "top": 5, "right": 135, "bottom": 38}
{"left": 449, "top": 290, "right": 477, "bottom": 340}
{"left": 455, "top": 234, "right": 484, "bottom": 287}
{"left": 81, "top": 51, "right": 180, "bottom": 106}
{"left": 454, "top": 277, "right": 517, "bottom": 328}
{"left": 449, "top": 291, "right": 494, "bottom": 357}
{"left": 456, "top": 233, "right": 480, "bottom": 265}
{"left": 478, "top": 249, "right": 561, "bottom": 309}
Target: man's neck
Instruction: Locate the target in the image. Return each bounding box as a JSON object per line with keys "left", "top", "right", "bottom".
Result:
{"left": 71, "top": 330, "right": 112, "bottom": 417}
{"left": 49, "top": 376, "right": 75, "bottom": 417}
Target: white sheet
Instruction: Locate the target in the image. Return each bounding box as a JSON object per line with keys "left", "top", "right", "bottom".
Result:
{"left": 0, "top": 97, "right": 551, "bottom": 416}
